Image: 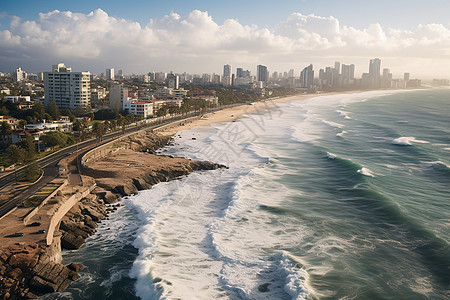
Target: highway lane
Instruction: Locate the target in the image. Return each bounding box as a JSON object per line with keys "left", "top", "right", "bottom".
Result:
{"left": 0, "top": 110, "right": 214, "bottom": 218}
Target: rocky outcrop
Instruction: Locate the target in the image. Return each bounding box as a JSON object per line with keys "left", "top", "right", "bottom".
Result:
{"left": 0, "top": 238, "right": 84, "bottom": 299}
{"left": 0, "top": 130, "right": 226, "bottom": 299}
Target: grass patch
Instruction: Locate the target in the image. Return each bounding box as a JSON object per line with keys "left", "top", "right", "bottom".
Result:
{"left": 22, "top": 182, "right": 61, "bottom": 207}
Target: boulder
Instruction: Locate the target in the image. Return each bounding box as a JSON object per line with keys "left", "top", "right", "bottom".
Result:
{"left": 61, "top": 233, "right": 84, "bottom": 250}
{"left": 29, "top": 276, "right": 57, "bottom": 294}
{"left": 66, "top": 262, "right": 85, "bottom": 272}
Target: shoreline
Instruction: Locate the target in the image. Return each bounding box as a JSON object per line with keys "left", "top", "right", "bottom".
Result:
{"left": 159, "top": 93, "right": 318, "bottom": 136}
{"left": 0, "top": 88, "right": 426, "bottom": 298}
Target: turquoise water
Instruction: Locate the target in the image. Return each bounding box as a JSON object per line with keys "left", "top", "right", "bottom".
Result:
{"left": 58, "top": 89, "right": 449, "bottom": 299}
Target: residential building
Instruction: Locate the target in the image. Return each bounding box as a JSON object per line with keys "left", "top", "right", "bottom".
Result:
{"left": 12, "top": 67, "right": 26, "bottom": 82}
{"left": 109, "top": 82, "right": 128, "bottom": 111}
{"left": 106, "top": 68, "right": 115, "bottom": 80}
{"left": 91, "top": 87, "right": 107, "bottom": 108}
{"left": 341, "top": 64, "right": 355, "bottom": 86}
{"left": 4, "top": 96, "right": 31, "bottom": 103}
{"left": 300, "top": 64, "right": 314, "bottom": 89}
{"left": 257, "top": 65, "right": 268, "bottom": 84}
{"left": 369, "top": 58, "right": 381, "bottom": 89}
{"left": 0, "top": 116, "right": 19, "bottom": 130}
{"left": 222, "top": 64, "right": 232, "bottom": 87}
{"left": 167, "top": 73, "right": 179, "bottom": 89}
{"left": 44, "top": 63, "right": 91, "bottom": 110}
{"left": 122, "top": 99, "right": 154, "bottom": 118}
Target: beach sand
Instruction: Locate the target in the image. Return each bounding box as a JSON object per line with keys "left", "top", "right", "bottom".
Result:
{"left": 159, "top": 93, "right": 321, "bottom": 136}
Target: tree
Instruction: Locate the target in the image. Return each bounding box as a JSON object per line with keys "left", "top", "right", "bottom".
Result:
{"left": 92, "top": 121, "right": 107, "bottom": 142}
{"left": 73, "top": 118, "right": 90, "bottom": 140}
{"left": 8, "top": 144, "right": 26, "bottom": 164}
{"left": 0, "top": 121, "right": 11, "bottom": 137}
{"left": 18, "top": 119, "right": 27, "bottom": 129}
{"left": 40, "top": 131, "right": 68, "bottom": 150}
{"left": 48, "top": 100, "right": 60, "bottom": 120}
{"left": 0, "top": 106, "right": 9, "bottom": 115}
{"left": 18, "top": 135, "right": 36, "bottom": 162}
{"left": 32, "top": 103, "right": 45, "bottom": 121}
{"left": 21, "top": 162, "right": 41, "bottom": 182}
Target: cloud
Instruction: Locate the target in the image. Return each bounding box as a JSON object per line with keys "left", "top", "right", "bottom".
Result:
{"left": 0, "top": 9, "right": 449, "bottom": 78}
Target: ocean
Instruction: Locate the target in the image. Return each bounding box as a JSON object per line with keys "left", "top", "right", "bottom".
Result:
{"left": 55, "top": 89, "right": 449, "bottom": 299}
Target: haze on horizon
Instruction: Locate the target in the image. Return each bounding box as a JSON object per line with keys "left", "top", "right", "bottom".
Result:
{"left": 0, "top": 0, "right": 449, "bottom": 80}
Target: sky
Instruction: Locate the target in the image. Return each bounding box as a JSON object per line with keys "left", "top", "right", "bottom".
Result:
{"left": 0, "top": 0, "right": 449, "bottom": 79}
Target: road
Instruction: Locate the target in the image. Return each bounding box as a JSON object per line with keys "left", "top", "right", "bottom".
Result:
{"left": 0, "top": 111, "right": 208, "bottom": 218}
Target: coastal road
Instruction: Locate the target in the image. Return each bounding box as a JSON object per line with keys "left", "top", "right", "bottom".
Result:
{"left": 0, "top": 111, "right": 205, "bottom": 218}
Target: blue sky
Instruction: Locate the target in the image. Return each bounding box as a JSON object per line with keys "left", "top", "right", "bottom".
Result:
{"left": 0, "top": 0, "right": 449, "bottom": 78}
{"left": 2, "top": 0, "right": 449, "bottom": 30}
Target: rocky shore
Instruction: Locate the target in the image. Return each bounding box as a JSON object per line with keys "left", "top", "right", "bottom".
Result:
{"left": 0, "top": 131, "right": 225, "bottom": 299}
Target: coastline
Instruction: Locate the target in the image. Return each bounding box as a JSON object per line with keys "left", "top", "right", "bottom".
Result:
{"left": 159, "top": 93, "right": 319, "bottom": 136}
{"left": 0, "top": 88, "right": 423, "bottom": 298}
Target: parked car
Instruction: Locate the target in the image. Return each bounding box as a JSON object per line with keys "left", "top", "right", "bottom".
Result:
{"left": 12, "top": 232, "right": 24, "bottom": 237}
{"left": 37, "top": 230, "right": 46, "bottom": 234}
{"left": 29, "top": 222, "right": 41, "bottom": 227}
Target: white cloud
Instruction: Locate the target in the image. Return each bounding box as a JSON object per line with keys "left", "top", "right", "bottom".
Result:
{"left": 0, "top": 9, "right": 449, "bottom": 78}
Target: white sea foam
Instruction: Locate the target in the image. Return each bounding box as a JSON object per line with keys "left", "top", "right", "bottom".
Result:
{"left": 358, "top": 167, "right": 375, "bottom": 177}
{"left": 321, "top": 120, "right": 344, "bottom": 128}
{"left": 420, "top": 161, "right": 450, "bottom": 170}
{"left": 327, "top": 152, "right": 337, "bottom": 159}
{"left": 336, "top": 110, "right": 352, "bottom": 119}
{"left": 336, "top": 130, "right": 347, "bottom": 137}
{"left": 391, "top": 137, "right": 429, "bottom": 146}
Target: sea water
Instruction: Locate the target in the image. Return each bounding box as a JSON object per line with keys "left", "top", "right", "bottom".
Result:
{"left": 58, "top": 89, "right": 450, "bottom": 299}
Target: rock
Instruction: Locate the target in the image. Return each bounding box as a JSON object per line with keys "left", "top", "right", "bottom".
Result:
{"left": 61, "top": 232, "right": 84, "bottom": 250}
{"left": 25, "top": 292, "right": 38, "bottom": 299}
{"left": 8, "top": 252, "right": 39, "bottom": 272}
{"left": 67, "top": 263, "right": 85, "bottom": 272}
{"left": 8, "top": 268, "right": 22, "bottom": 280}
{"left": 29, "top": 276, "right": 57, "bottom": 293}
{"left": 81, "top": 207, "right": 105, "bottom": 222}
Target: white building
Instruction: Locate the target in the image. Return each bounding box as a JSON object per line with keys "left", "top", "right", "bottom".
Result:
{"left": 109, "top": 82, "right": 128, "bottom": 111}
{"left": 122, "top": 98, "right": 153, "bottom": 118}
{"left": 4, "top": 96, "right": 31, "bottom": 103}
{"left": 44, "top": 63, "right": 91, "bottom": 110}
{"left": 12, "top": 67, "right": 26, "bottom": 82}
{"left": 24, "top": 119, "right": 72, "bottom": 133}
{"left": 222, "top": 64, "right": 232, "bottom": 86}
{"left": 167, "top": 73, "right": 179, "bottom": 89}
{"left": 106, "top": 68, "right": 115, "bottom": 80}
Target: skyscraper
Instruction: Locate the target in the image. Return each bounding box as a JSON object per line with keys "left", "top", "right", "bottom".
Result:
{"left": 257, "top": 65, "right": 268, "bottom": 83}
{"left": 288, "top": 69, "right": 295, "bottom": 78}
{"left": 12, "top": 67, "right": 26, "bottom": 82}
{"left": 300, "top": 64, "right": 314, "bottom": 89}
{"left": 369, "top": 58, "right": 381, "bottom": 88}
{"left": 106, "top": 68, "right": 115, "bottom": 80}
{"left": 44, "top": 63, "right": 91, "bottom": 110}
{"left": 167, "top": 73, "right": 179, "bottom": 89}
{"left": 341, "top": 64, "right": 355, "bottom": 86}
{"left": 222, "top": 64, "right": 232, "bottom": 86}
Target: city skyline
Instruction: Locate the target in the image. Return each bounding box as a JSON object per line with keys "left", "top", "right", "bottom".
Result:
{"left": 0, "top": 2, "right": 449, "bottom": 79}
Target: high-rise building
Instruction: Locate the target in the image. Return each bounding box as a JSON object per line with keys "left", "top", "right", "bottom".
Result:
{"left": 44, "top": 63, "right": 91, "bottom": 110}
{"left": 382, "top": 68, "right": 393, "bottom": 88}
{"left": 341, "top": 64, "right": 355, "bottom": 86}
{"left": 167, "top": 73, "right": 179, "bottom": 89}
{"left": 12, "top": 67, "right": 26, "bottom": 82}
{"left": 256, "top": 65, "right": 268, "bottom": 83}
{"left": 222, "top": 64, "right": 232, "bottom": 86}
{"left": 404, "top": 73, "right": 410, "bottom": 82}
{"left": 369, "top": 58, "right": 381, "bottom": 88}
{"left": 106, "top": 68, "right": 115, "bottom": 80}
{"left": 300, "top": 64, "right": 314, "bottom": 89}
{"left": 109, "top": 82, "right": 128, "bottom": 112}
{"left": 288, "top": 69, "right": 295, "bottom": 78}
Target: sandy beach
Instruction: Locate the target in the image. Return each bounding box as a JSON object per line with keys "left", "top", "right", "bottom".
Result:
{"left": 160, "top": 93, "right": 323, "bottom": 136}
